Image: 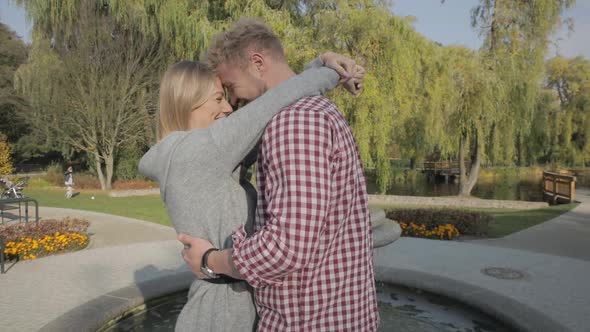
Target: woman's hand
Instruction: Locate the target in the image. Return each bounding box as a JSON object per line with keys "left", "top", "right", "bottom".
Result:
{"left": 342, "top": 65, "right": 365, "bottom": 96}
{"left": 178, "top": 233, "right": 215, "bottom": 279}
{"left": 320, "top": 52, "right": 366, "bottom": 96}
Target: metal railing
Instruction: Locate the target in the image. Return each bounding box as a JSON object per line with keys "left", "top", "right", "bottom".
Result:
{"left": 0, "top": 197, "right": 39, "bottom": 225}
{"left": 0, "top": 197, "right": 39, "bottom": 274}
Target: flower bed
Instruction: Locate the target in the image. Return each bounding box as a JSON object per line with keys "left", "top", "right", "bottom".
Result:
{"left": 386, "top": 208, "right": 491, "bottom": 237}
{"left": 1, "top": 218, "right": 90, "bottom": 261}
{"left": 399, "top": 222, "right": 460, "bottom": 240}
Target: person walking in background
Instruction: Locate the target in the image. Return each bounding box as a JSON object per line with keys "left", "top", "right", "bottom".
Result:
{"left": 64, "top": 166, "right": 74, "bottom": 198}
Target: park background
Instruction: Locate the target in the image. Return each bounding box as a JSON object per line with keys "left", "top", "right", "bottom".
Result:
{"left": 1, "top": 0, "right": 589, "bottom": 198}
{"left": 1, "top": 3, "right": 590, "bottom": 330}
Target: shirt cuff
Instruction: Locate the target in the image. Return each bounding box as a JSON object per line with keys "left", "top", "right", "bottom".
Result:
{"left": 231, "top": 225, "right": 284, "bottom": 289}
{"left": 304, "top": 56, "right": 325, "bottom": 70}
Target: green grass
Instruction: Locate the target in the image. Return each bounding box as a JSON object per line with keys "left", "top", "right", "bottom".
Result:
{"left": 23, "top": 187, "right": 171, "bottom": 227}
{"left": 484, "top": 203, "right": 578, "bottom": 238}
{"left": 372, "top": 202, "right": 579, "bottom": 238}
{"left": 19, "top": 183, "right": 578, "bottom": 238}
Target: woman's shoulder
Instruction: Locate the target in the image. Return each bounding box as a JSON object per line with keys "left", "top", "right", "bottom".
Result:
{"left": 157, "top": 129, "right": 213, "bottom": 150}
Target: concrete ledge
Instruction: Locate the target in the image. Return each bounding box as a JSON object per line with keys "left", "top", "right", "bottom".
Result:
{"left": 374, "top": 266, "right": 563, "bottom": 332}
{"left": 369, "top": 194, "right": 549, "bottom": 210}
{"left": 41, "top": 271, "right": 194, "bottom": 332}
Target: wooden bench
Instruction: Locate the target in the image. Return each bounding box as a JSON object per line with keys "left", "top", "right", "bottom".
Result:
{"left": 542, "top": 171, "right": 576, "bottom": 204}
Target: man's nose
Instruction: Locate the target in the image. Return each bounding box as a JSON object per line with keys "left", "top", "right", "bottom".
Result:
{"left": 229, "top": 95, "right": 238, "bottom": 107}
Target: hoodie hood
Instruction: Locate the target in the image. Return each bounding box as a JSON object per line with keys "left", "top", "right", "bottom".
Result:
{"left": 138, "top": 131, "right": 188, "bottom": 201}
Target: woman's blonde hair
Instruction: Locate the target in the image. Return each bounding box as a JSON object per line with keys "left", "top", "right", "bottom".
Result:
{"left": 157, "top": 61, "right": 216, "bottom": 140}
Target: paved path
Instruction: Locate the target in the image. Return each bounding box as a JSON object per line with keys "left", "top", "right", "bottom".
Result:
{"left": 472, "top": 188, "right": 590, "bottom": 261}
{"left": 38, "top": 207, "right": 177, "bottom": 249}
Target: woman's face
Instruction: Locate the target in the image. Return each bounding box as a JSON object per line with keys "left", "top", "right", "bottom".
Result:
{"left": 188, "top": 77, "right": 233, "bottom": 129}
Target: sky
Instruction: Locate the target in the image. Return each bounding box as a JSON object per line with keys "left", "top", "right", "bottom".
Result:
{"left": 1, "top": 0, "right": 589, "bottom": 59}
{"left": 391, "top": 0, "right": 590, "bottom": 59}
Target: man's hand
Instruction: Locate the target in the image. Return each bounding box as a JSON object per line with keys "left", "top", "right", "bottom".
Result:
{"left": 320, "top": 52, "right": 366, "bottom": 96}
{"left": 178, "top": 233, "right": 215, "bottom": 279}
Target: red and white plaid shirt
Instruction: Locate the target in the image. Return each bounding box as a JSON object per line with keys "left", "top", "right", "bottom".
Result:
{"left": 232, "top": 95, "right": 379, "bottom": 331}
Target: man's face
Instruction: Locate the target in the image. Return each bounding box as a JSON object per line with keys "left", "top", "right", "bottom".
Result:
{"left": 216, "top": 62, "right": 266, "bottom": 107}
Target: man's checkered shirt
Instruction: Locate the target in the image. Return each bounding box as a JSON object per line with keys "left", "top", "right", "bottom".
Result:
{"left": 232, "top": 95, "right": 379, "bottom": 331}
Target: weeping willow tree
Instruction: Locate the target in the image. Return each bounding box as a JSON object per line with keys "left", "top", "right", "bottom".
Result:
{"left": 311, "top": 1, "right": 453, "bottom": 192}
{"left": 545, "top": 56, "right": 590, "bottom": 166}
{"left": 444, "top": 47, "right": 507, "bottom": 195}
{"left": 472, "top": 0, "right": 575, "bottom": 167}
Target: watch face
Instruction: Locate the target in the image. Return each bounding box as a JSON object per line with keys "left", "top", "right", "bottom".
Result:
{"left": 201, "top": 265, "right": 218, "bottom": 279}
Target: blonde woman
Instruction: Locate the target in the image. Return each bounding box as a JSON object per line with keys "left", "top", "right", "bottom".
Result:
{"left": 139, "top": 53, "right": 363, "bottom": 331}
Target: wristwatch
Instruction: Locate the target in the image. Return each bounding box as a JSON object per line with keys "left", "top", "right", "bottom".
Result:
{"left": 201, "top": 248, "right": 220, "bottom": 279}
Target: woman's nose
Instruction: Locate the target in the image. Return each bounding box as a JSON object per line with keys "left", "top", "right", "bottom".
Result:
{"left": 223, "top": 100, "right": 233, "bottom": 115}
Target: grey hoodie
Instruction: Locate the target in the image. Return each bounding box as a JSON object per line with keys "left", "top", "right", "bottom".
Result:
{"left": 138, "top": 63, "right": 339, "bottom": 332}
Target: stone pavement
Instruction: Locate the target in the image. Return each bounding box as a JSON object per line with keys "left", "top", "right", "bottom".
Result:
{"left": 374, "top": 238, "right": 590, "bottom": 332}
{"left": 471, "top": 187, "right": 590, "bottom": 261}
{"left": 1, "top": 195, "right": 589, "bottom": 331}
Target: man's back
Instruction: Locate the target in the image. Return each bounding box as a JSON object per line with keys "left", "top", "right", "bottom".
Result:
{"left": 232, "top": 95, "right": 379, "bottom": 331}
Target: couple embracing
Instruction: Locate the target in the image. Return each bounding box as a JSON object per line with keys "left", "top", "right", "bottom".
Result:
{"left": 139, "top": 18, "right": 379, "bottom": 332}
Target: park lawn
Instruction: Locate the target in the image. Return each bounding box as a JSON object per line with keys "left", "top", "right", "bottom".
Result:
{"left": 482, "top": 203, "right": 578, "bottom": 238}
{"left": 22, "top": 186, "right": 577, "bottom": 238}
{"left": 23, "top": 187, "right": 171, "bottom": 227}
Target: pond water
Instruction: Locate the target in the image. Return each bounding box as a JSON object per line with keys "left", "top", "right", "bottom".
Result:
{"left": 365, "top": 168, "right": 546, "bottom": 201}
{"left": 101, "top": 283, "right": 513, "bottom": 332}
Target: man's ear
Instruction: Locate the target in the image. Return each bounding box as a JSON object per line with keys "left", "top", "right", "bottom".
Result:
{"left": 250, "top": 52, "right": 266, "bottom": 76}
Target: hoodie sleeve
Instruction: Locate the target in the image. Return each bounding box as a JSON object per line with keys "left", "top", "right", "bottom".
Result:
{"left": 207, "top": 66, "right": 339, "bottom": 173}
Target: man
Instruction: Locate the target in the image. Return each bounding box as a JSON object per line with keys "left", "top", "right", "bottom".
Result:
{"left": 179, "top": 19, "right": 379, "bottom": 331}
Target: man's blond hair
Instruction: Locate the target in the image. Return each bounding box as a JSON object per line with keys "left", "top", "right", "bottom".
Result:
{"left": 206, "top": 18, "right": 285, "bottom": 69}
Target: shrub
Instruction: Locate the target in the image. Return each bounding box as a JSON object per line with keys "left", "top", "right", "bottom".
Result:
{"left": 73, "top": 172, "right": 101, "bottom": 189}
{"left": 0, "top": 138, "right": 14, "bottom": 175}
{"left": 114, "top": 153, "right": 142, "bottom": 180}
{"left": 386, "top": 208, "right": 491, "bottom": 236}
{"left": 114, "top": 145, "right": 146, "bottom": 180}
{"left": 44, "top": 163, "right": 64, "bottom": 186}
{"left": 43, "top": 164, "right": 101, "bottom": 189}
{"left": 1, "top": 217, "right": 90, "bottom": 260}
{"left": 112, "top": 179, "right": 159, "bottom": 190}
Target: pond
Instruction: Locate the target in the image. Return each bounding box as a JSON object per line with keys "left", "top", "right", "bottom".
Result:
{"left": 101, "top": 283, "right": 514, "bottom": 332}
{"left": 366, "top": 168, "right": 547, "bottom": 201}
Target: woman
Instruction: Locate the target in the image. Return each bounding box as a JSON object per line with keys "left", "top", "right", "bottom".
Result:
{"left": 139, "top": 53, "right": 362, "bottom": 331}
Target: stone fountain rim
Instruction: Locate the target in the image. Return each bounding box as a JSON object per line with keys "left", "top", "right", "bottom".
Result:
{"left": 39, "top": 265, "right": 560, "bottom": 332}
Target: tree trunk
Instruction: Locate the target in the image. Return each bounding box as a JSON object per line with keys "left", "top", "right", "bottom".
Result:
{"left": 459, "top": 132, "right": 481, "bottom": 196}
{"left": 489, "top": 0, "right": 500, "bottom": 53}
{"left": 459, "top": 132, "right": 468, "bottom": 192}
{"left": 516, "top": 133, "right": 523, "bottom": 166}
{"left": 94, "top": 152, "right": 107, "bottom": 191}
{"left": 105, "top": 153, "right": 114, "bottom": 190}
